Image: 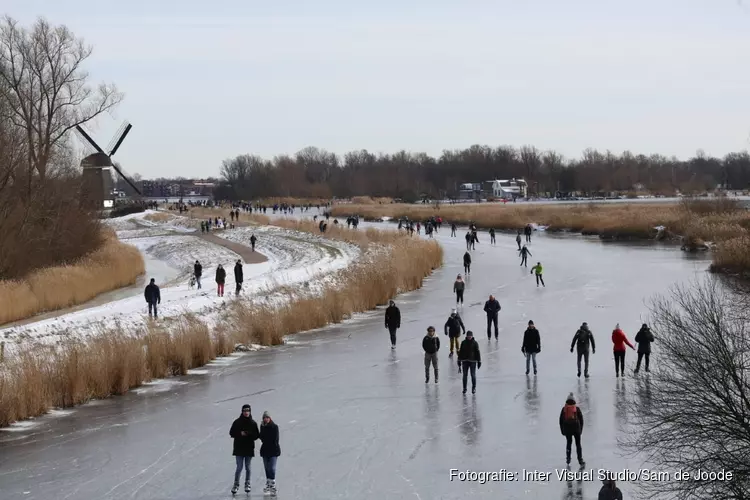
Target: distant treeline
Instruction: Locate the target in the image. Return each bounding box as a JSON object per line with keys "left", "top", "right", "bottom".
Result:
{"left": 215, "top": 145, "right": 750, "bottom": 202}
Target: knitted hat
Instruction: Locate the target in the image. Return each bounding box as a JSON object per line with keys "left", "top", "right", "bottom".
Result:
{"left": 566, "top": 392, "right": 576, "bottom": 403}
{"left": 451, "top": 308, "right": 457, "bottom": 316}
{"left": 528, "top": 320, "right": 534, "bottom": 326}
{"left": 241, "top": 404, "right": 251, "bottom": 412}
{"left": 262, "top": 411, "right": 270, "bottom": 419}
{"left": 466, "top": 330, "right": 474, "bottom": 337}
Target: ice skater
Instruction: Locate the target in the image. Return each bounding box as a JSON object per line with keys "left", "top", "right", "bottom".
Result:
{"left": 489, "top": 228, "right": 496, "bottom": 245}
{"left": 384, "top": 300, "right": 401, "bottom": 349}
{"left": 524, "top": 224, "right": 533, "bottom": 243}
{"left": 453, "top": 274, "right": 465, "bottom": 306}
{"left": 423, "top": 326, "right": 440, "bottom": 383}
{"left": 634, "top": 323, "right": 655, "bottom": 373}
{"left": 483, "top": 295, "right": 501, "bottom": 339}
{"left": 144, "top": 278, "right": 161, "bottom": 318}
{"left": 570, "top": 322, "right": 596, "bottom": 378}
{"left": 451, "top": 223, "right": 457, "bottom": 237}
{"left": 259, "top": 411, "right": 280, "bottom": 496}
{"left": 216, "top": 264, "right": 227, "bottom": 297}
{"left": 229, "top": 404, "right": 260, "bottom": 494}
{"left": 465, "top": 231, "right": 472, "bottom": 250}
{"left": 530, "top": 262, "right": 545, "bottom": 287}
{"left": 234, "top": 260, "right": 243, "bottom": 295}
{"left": 611, "top": 323, "right": 635, "bottom": 377}
{"left": 463, "top": 251, "right": 472, "bottom": 274}
{"left": 559, "top": 392, "right": 585, "bottom": 467}
{"left": 521, "top": 320, "right": 541, "bottom": 375}
{"left": 519, "top": 245, "right": 532, "bottom": 267}
{"left": 444, "top": 308, "right": 466, "bottom": 358}
{"left": 457, "top": 330, "right": 481, "bottom": 394}
{"left": 516, "top": 230, "right": 522, "bottom": 250}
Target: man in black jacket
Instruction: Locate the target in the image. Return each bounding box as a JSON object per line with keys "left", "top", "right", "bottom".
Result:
{"left": 144, "top": 278, "right": 160, "bottom": 318}
{"left": 463, "top": 251, "right": 472, "bottom": 274}
{"left": 483, "top": 295, "right": 501, "bottom": 339}
{"left": 457, "top": 330, "right": 481, "bottom": 394}
{"left": 229, "top": 404, "right": 260, "bottom": 494}
{"left": 444, "top": 309, "right": 466, "bottom": 358}
{"left": 194, "top": 260, "right": 202, "bottom": 289}
{"left": 423, "top": 326, "right": 440, "bottom": 383}
{"left": 634, "top": 323, "right": 655, "bottom": 373}
{"left": 521, "top": 320, "right": 541, "bottom": 375}
{"left": 384, "top": 300, "right": 401, "bottom": 349}
{"left": 234, "top": 260, "right": 244, "bottom": 295}
{"left": 216, "top": 264, "right": 226, "bottom": 297}
{"left": 570, "top": 323, "right": 596, "bottom": 378}
{"left": 559, "top": 392, "right": 585, "bottom": 467}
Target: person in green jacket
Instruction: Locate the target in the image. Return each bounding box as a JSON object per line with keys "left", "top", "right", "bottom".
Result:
{"left": 530, "top": 262, "right": 545, "bottom": 287}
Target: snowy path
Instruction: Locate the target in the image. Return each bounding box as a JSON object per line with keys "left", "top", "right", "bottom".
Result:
{"left": 0, "top": 212, "right": 360, "bottom": 351}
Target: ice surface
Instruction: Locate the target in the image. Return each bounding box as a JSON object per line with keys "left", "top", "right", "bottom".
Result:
{"left": 0, "top": 213, "right": 713, "bottom": 499}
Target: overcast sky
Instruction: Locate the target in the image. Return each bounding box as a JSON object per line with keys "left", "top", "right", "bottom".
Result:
{"left": 5, "top": 0, "right": 750, "bottom": 178}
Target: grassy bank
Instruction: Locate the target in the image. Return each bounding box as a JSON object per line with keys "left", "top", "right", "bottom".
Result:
{"left": 0, "top": 233, "right": 145, "bottom": 326}
{"left": 0, "top": 223, "right": 442, "bottom": 427}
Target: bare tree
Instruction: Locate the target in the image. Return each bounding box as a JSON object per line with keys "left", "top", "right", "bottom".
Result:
{"left": 0, "top": 16, "right": 122, "bottom": 183}
{"left": 621, "top": 277, "right": 750, "bottom": 500}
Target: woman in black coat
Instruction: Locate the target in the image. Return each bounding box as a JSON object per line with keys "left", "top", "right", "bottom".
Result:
{"left": 260, "top": 410, "right": 281, "bottom": 494}
{"left": 229, "top": 404, "right": 260, "bottom": 494}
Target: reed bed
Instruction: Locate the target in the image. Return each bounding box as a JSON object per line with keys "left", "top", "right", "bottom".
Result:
{"left": 0, "top": 222, "right": 442, "bottom": 427}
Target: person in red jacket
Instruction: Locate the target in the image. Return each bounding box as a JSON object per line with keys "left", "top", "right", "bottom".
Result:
{"left": 611, "top": 323, "right": 635, "bottom": 377}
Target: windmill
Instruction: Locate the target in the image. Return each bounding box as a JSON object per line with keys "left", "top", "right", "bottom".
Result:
{"left": 76, "top": 122, "right": 140, "bottom": 208}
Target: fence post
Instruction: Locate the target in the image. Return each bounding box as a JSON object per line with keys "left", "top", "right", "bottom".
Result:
{"left": 0, "top": 341, "right": 4, "bottom": 362}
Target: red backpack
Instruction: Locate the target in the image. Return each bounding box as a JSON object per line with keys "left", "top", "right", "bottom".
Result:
{"left": 563, "top": 404, "right": 578, "bottom": 423}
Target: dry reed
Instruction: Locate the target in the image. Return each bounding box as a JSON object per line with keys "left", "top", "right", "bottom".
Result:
{"left": 0, "top": 232, "right": 145, "bottom": 326}
{"left": 0, "top": 221, "right": 442, "bottom": 427}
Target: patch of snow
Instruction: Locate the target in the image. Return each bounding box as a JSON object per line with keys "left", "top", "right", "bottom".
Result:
{"left": 132, "top": 379, "right": 188, "bottom": 395}
{"left": 187, "top": 369, "right": 209, "bottom": 375}
{"left": 0, "top": 420, "right": 39, "bottom": 432}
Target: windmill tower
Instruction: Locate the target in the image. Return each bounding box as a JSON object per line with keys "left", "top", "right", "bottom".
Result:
{"left": 76, "top": 122, "right": 141, "bottom": 208}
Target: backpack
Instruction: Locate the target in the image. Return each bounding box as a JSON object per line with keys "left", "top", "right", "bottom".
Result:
{"left": 576, "top": 330, "right": 590, "bottom": 349}
{"left": 563, "top": 404, "right": 578, "bottom": 423}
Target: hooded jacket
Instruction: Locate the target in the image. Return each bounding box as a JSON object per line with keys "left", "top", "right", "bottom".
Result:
{"left": 559, "top": 396, "right": 584, "bottom": 436}
{"left": 144, "top": 283, "right": 160, "bottom": 304}
{"left": 522, "top": 327, "right": 541, "bottom": 354}
{"left": 229, "top": 413, "right": 260, "bottom": 456}
{"left": 634, "top": 325, "right": 654, "bottom": 354}
{"left": 423, "top": 334, "right": 440, "bottom": 354}
{"left": 216, "top": 266, "right": 226, "bottom": 284}
{"left": 234, "top": 262, "right": 243, "bottom": 282}
{"left": 444, "top": 314, "right": 466, "bottom": 338}
{"left": 385, "top": 303, "right": 401, "bottom": 329}
{"left": 259, "top": 419, "right": 281, "bottom": 458}
{"left": 612, "top": 328, "right": 634, "bottom": 352}
{"left": 453, "top": 279, "right": 465, "bottom": 293}
{"left": 463, "top": 252, "right": 471, "bottom": 264}
{"left": 457, "top": 337, "right": 481, "bottom": 363}
{"left": 483, "top": 299, "right": 501, "bottom": 317}
{"left": 571, "top": 326, "right": 596, "bottom": 353}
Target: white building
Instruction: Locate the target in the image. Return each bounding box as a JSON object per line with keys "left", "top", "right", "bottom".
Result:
{"left": 487, "top": 179, "right": 527, "bottom": 199}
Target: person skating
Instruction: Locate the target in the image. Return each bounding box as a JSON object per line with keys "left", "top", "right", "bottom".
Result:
{"left": 530, "top": 262, "right": 545, "bottom": 287}
{"left": 444, "top": 309, "right": 466, "bottom": 358}
{"left": 250, "top": 234, "right": 257, "bottom": 252}
{"left": 229, "top": 404, "right": 260, "bottom": 494}
{"left": 559, "top": 392, "right": 585, "bottom": 467}
{"left": 524, "top": 224, "right": 533, "bottom": 243}
{"left": 457, "top": 330, "right": 481, "bottom": 394}
{"left": 471, "top": 230, "right": 478, "bottom": 249}
{"left": 612, "top": 323, "right": 635, "bottom": 377}
{"left": 259, "top": 411, "right": 281, "bottom": 496}
{"left": 598, "top": 476, "right": 624, "bottom": 500}
{"left": 521, "top": 320, "right": 541, "bottom": 375}
{"left": 144, "top": 278, "right": 161, "bottom": 318}
{"left": 634, "top": 323, "right": 655, "bottom": 373}
{"left": 516, "top": 230, "right": 522, "bottom": 250}
{"left": 570, "top": 322, "right": 596, "bottom": 378}
{"left": 234, "top": 260, "right": 244, "bottom": 295}
{"left": 216, "top": 264, "right": 227, "bottom": 297}
{"left": 489, "top": 228, "right": 496, "bottom": 245}
{"left": 463, "top": 251, "right": 472, "bottom": 274}
{"left": 451, "top": 223, "right": 457, "bottom": 237}
{"left": 423, "top": 326, "right": 440, "bottom": 383}
{"left": 483, "top": 295, "right": 501, "bottom": 339}
{"left": 453, "top": 274, "right": 465, "bottom": 306}
{"left": 194, "top": 260, "right": 203, "bottom": 289}
{"left": 465, "top": 231, "right": 472, "bottom": 250}
{"left": 519, "top": 245, "right": 532, "bottom": 267}
{"left": 384, "top": 300, "right": 401, "bottom": 349}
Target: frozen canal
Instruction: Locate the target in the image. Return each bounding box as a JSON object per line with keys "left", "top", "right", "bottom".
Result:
{"left": 0, "top": 220, "right": 711, "bottom": 499}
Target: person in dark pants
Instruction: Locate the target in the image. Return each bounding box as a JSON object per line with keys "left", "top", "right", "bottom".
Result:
{"left": 259, "top": 411, "right": 280, "bottom": 496}
{"left": 519, "top": 245, "right": 532, "bottom": 267}
{"left": 570, "top": 323, "right": 596, "bottom": 378}
{"left": 530, "top": 262, "right": 545, "bottom": 287}
{"left": 465, "top": 231, "right": 472, "bottom": 250}
{"left": 521, "top": 320, "right": 541, "bottom": 375}
{"left": 234, "top": 260, "right": 244, "bottom": 295}
{"left": 384, "top": 300, "right": 401, "bottom": 349}
{"left": 451, "top": 223, "right": 457, "bottom": 237}
{"left": 516, "top": 230, "right": 522, "bottom": 250}
{"left": 457, "top": 331, "right": 481, "bottom": 394}
{"left": 559, "top": 392, "right": 585, "bottom": 467}
{"left": 483, "top": 295, "right": 501, "bottom": 339}
{"left": 216, "top": 264, "right": 226, "bottom": 297}
{"left": 423, "top": 326, "right": 440, "bottom": 383}
{"left": 250, "top": 234, "right": 257, "bottom": 251}
{"left": 444, "top": 308, "right": 466, "bottom": 358}
{"left": 524, "top": 224, "right": 532, "bottom": 243}
{"left": 598, "top": 476, "right": 624, "bottom": 500}
{"left": 634, "top": 323, "right": 655, "bottom": 373}
{"left": 144, "top": 278, "right": 161, "bottom": 318}
{"left": 194, "top": 260, "right": 203, "bottom": 289}
{"left": 489, "top": 228, "right": 496, "bottom": 245}
{"left": 611, "top": 323, "right": 635, "bottom": 377}
{"left": 453, "top": 274, "right": 465, "bottom": 306}
{"left": 463, "top": 251, "right": 472, "bottom": 274}
{"left": 229, "top": 404, "right": 260, "bottom": 494}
